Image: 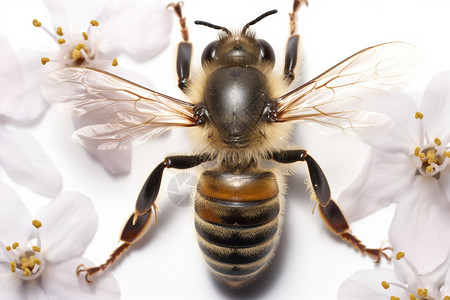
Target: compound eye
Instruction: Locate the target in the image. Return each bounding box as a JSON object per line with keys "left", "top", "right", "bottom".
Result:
{"left": 257, "top": 39, "right": 275, "bottom": 66}
{"left": 201, "top": 41, "right": 219, "bottom": 66}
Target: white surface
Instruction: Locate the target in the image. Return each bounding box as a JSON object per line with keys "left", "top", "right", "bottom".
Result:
{"left": 1, "top": 0, "right": 450, "bottom": 299}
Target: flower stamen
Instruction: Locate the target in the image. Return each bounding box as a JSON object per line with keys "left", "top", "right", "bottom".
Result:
{"left": 56, "top": 27, "right": 63, "bottom": 36}
{"left": 1, "top": 220, "right": 45, "bottom": 280}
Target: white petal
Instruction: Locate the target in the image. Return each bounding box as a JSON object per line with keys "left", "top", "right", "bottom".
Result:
{"left": 95, "top": 0, "right": 172, "bottom": 60}
{"left": 40, "top": 258, "right": 120, "bottom": 300}
{"left": 24, "top": 279, "right": 49, "bottom": 300}
{"left": 0, "top": 182, "right": 33, "bottom": 258}
{"left": 443, "top": 259, "right": 450, "bottom": 297}
{"left": 36, "top": 192, "right": 98, "bottom": 262}
{"left": 389, "top": 175, "right": 450, "bottom": 273}
{"left": 0, "top": 36, "right": 25, "bottom": 119}
{"left": 363, "top": 93, "right": 419, "bottom": 153}
{"left": 0, "top": 263, "right": 25, "bottom": 300}
{"left": 440, "top": 167, "right": 450, "bottom": 205}
{"left": 338, "top": 268, "right": 406, "bottom": 300}
{"left": 337, "top": 148, "right": 416, "bottom": 222}
{"left": 0, "top": 127, "right": 62, "bottom": 197}
{"left": 420, "top": 71, "right": 450, "bottom": 140}
{"left": 42, "top": 0, "right": 108, "bottom": 31}
{"left": 10, "top": 49, "right": 50, "bottom": 122}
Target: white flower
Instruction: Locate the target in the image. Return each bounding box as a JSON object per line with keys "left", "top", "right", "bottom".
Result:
{"left": 22, "top": 0, "right": 173, "bottom": 174}
{"left": 338, "top": 251, "right": 450, "bottom": 300}
{"left": 0, "top": 182, "right": 120, "bottom": 300}
{"left": 337, "top": 72, "right": 450, "bottom": 273}
{"left": 0, "top": 34, "right": 62, "bottom": 197}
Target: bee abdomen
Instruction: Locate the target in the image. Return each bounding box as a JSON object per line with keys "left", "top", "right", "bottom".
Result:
{"left": 194, "top": 170, "right": 280, "bottom": 287}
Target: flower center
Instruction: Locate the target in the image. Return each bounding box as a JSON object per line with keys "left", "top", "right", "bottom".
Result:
{"left": 413, "top": 112, "right": 450, "bottom": 177}
{"left": 32, "top": 19, "right": 117, "bottom": 67}
{"left": 1, "top": 220, "right": 45, "bottom": 280}
{"left": 380, "top": 252, "right": 450, "bottom": 300}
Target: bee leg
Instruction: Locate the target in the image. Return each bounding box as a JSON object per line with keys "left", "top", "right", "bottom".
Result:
{"left": 272, "top": 150, "right": 331, "bottom": 207}
{"left": 77, "top": 154, "right": 211, "bottom": 282}
{"left": 283, "top": 0, "right": 308, "bottom": 84}
{"left": 318, "top": 199, "right": 392, "bottom": 263}
{"left": 168, "top": 2, "right": 192, "bottom": 93}
{"left": 76, "top": 210, "right": 153, "bottom": 282}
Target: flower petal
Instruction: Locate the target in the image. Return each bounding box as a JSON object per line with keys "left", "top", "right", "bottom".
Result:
{"left": 337, "top": 148, "right": 416, "bottom": 222}
{"left": 0, "top": 182, "right": 33, "bottom": 258}
{"left": 420, "top": 71, "right": 450, "bottom": 140}
{"left": 24, "top": 279, "right": 49, "bottom": 300}
{"left": 36, "top": 192, "right": 97, "bottom": 262}
{"left": 440, "top": 168, "right": 450, "bottom": 205}
{"left": 363, "top": 93, "right": 419, "bottom": 153}
{"left": 0, "top": 127, "right": 62, "bottom": 197}
{"left": 40, "top": 258, "right": 120, "bottom": 300}
{"left": 0, "top": 263, "right": 25, "bottom": 300}
{"left": 42, "top": 0, "right": 108, "bottom": 31}
{"left": 95, "top": 0, "right": 172, "bottom": 60}
{"left": 338, "top": 268, "right": 406, "bottom": 300}
{"left": 10, "top": 49, "right": 50, "bottom": 122}
{"left": 0, "top": 35, "right": 24, "bottom": 119}
{"left": 389, "top": 175, "right": 450, "bottom": 273}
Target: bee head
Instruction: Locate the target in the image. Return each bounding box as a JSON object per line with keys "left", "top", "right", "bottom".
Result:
{"left": 195, "top": 9, "right": 277, "bottom": 68}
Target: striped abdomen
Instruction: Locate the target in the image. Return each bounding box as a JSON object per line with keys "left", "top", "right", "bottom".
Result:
{"left": 194, "top": 169, "right": 280, "bottom": 288}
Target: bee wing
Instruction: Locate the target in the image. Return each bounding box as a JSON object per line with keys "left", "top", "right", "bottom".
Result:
{"left": 44, "top": 67, "right": 197, "bottom": 150}
{"left": 275, "top": 42, "right": 419, "bottom": 136}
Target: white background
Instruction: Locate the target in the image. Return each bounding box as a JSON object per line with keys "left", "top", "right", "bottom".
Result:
{"left": 1, "top": 0, "right": 450, "bottom": 299}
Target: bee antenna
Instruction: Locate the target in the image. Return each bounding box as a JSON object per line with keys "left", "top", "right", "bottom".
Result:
{"left": 194, "top": 20, "right": 231, "bottom": 35}
{"left": 242, "top": 9, "right": 277, "bottom": 33}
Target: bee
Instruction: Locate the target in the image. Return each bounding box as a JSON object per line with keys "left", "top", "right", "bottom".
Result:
{"left": 46, "top": 0, "right": 417, "bottom": 289}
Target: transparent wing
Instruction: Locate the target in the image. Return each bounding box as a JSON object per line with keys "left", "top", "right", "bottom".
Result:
{"left": 44, "top": 67, "right": 197, "bottom": 150}
{"left": 275, "top": 42, "right": 419, "bottom": 136}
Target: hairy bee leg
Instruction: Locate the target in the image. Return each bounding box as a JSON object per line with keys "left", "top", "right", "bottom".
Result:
{"left": 283, "top": 0, "right": 308, "bottom": 83}
{"left": 272, "top": 150, "right": 331, "bottom": 207}
{"left": 168, "top": 2, "right": 192, "bottom": 93}
{"left": 318, "top": 199, "right": 392, "bottom": 263}
{"left": 77, "top": 209, "right": 154, "bottom": 282}
{"left": 135, "top": 154, "right": 211, "bottom": 216}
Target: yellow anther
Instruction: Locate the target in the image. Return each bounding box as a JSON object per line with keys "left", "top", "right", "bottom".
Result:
{"left": 32, "top": 19, "right": 41, "bottom": 27}
{"left": 417, "top": 288, "right": 428, "bottom": 297}
{"left": 82, "top": 32, "right": 88, "bottom": 40}
{"left": 443, "top": 296, "right": 450, "bottom": 300}
{"left": 57, "top": 38, "right": 66, "bottom": 44}
{"left": 56, "top": 27, "right": 63, "bottom": 36}
{"left": 381, "top": 281, "right": 390, "bottom": 289}
{"left": 32, "top": 220, "right": 42, "bottom": 229}
{"left": 426, "top": 165, "right": 434, "bottom": 173}
{"left": 10, "top": 261, "right": 16, "bottom": 273}
{"left": 6, "top": 245, "right": 11, "bottom": 251}
{"left": 24, "top": 268, "right": 31, "bottom": 277}
{"left": 41, "top": 57, "right": 50, "bottom": 65}
{"left": 90, "top": 20, "right": 99, "bottom": 26}
{"left": 419, "top": 153, "right": 425, "bottom": 159}
{"left": 32, "top": 246, "right": 41, "bottom": 253}
{"left": 435, "top": 138, "right": 442, "bottom": 146}
{"left": 112, "top": 58, "right": 118, "bottom": 67}
{"left": 409, "top": 294, "right": 417, "bottom": 300}
{"left": 390, "top": 296, "right": 400, "bottom": 300}
{"left": 34, "top": 258, "right": 42, "bottom": 266}
{"left": 395, "top": 252, "right": 405, "bottom": 260}
{"left": 12, "top": 242, "right": 19, "bottom": 250}
{"left": 75, "top": 43, "right": 85, "bottom": 50}
{"left": 414, "top": 147, "right": 420, "bottom": 157}
{"left": 72, "top": 49, "right": 82, "bottom": 59}
{"left": 415, "top": 112, "right": 424, "bottom": 119}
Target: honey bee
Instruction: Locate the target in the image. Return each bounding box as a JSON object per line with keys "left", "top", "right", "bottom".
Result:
{"left": 46, "top": 0, "right": 417, "bottom": 289}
